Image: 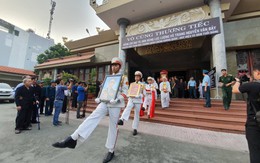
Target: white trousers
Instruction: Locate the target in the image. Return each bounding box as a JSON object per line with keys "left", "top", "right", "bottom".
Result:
{"left": 143, "top": 95, "right": 152, "bottom": 115}
{"left": 161, "top": 92, "right": 170, "bottom": 108}
{"left": 71, "top": 102, "right": 121, "bottom": 150}
{"left": 120, "top": 99, "right": 141, "bottom": 130}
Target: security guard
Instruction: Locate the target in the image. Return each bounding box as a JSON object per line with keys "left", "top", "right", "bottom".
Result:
{"left": 52, "top": 57, "right": 129, "bottom": 163}
{"left": 219, "top": 69, "right": 235, "bottom": 110}
{"left": 118, "top": 71, "right": 144, "bottom": 136}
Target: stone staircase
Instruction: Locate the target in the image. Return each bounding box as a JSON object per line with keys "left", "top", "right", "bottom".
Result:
{"left": 79, "top": 98, "right": 247, "bottom": 134}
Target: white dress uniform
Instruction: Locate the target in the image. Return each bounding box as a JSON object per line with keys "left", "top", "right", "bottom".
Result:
{"left": 120, "top": 81, "right": 144, "bottom": 130}
{"left": 70, "top": 73, "right": 128, "bottom": 151}
{"left": 160, "top": 81, "right": 171, "bottom": 108}
{"left": 142, "top": 84, "right": 154, "bottom": 116}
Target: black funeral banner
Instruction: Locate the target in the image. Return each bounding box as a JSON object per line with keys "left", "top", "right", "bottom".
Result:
{"left": 122, "top": 17, "right": 221, "bottom": 49}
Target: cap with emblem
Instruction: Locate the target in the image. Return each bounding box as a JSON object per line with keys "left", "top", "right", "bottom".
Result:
{"left": 134, "top": 71, "right": 142, "bottom": 78}
{"left": 111, "top": 57, "right": 123, "bottom": 66}
{"left": 147, "top": 76, "right": 153, "bottom": 81}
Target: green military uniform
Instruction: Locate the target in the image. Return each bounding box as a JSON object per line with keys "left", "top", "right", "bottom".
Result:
{"left": 219, "top": 74, "right": 235, "bottom": 110}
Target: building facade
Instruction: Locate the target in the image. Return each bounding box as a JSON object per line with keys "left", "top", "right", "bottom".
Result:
{"left": 0, "top": 19, "right": 55, "bottom": 71}
{"left": 88, "top": 0, "right": 260, "bottom": 99}
{"left": 36, "top": 0, "right": 260, "bottom": 99}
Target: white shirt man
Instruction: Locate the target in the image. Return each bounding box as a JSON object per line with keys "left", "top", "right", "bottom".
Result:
{"left": 159, "top": 77, "right": 171, "bottom": 108}
{"left": 118, "top": 71, "right": 144, "bottom": 136}
{"left": 52, "top": 57, "right": 129, "bottom": 163}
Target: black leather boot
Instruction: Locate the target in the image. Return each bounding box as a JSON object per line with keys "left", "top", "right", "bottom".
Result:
{"left": 103, "top": 152, "right": 114, "bottom": 163}
{"left": 52, "top": 136, "right": 77, "bottom": 149}
{"left": 117, "top": 119, "right": 124, "bottom": 125}
{"left": 133, "top": 129, "right": 138, "bottom": 136}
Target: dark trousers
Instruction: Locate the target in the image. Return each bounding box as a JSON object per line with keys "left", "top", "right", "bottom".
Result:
{"left": 222, "top": 87, "right": 232, "bottom": 109}
{"left": 246, "top": 125, "right": 260, "bottom": 163}
{"left": 72, "top": 94, "right": 77, "bottom": 108}
{"left": 62, "top": 96, "right": 67, "bottom": 113}
{"left": 45, "top": 98, "right": 54, "bottom": 115}
{"left": 76, "top": 101, "right": 84, "bottom": 118}
{"left": 189, "top": 86, "right": 197, "bottom": 98}
{"left": 203, "top": 86, "right": 211, "bottom": 107}
{"left": 179, "top": 88, "right": 185, "bottom": 98}
{"left": 39, "top": 97, "right": 45, "bottom": 114}
{"left": 173, "top": 88, "right": 179, "bottom": 98}
{"left": 16, "top": 105, "right": 32, "bottom": 129}
{"left": 31, "top": 104, "right": 38, "bottom": 122}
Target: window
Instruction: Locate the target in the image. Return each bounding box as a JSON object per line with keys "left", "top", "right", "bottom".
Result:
{"left": 91, "top": 68, "right": 97, "bottom": 81}
{"left": 73, "top": 69, "right": 79, "bottom": 77}
{"left": 14, "top": 30, "right": 19, "bottom": 36}
{"left": 79, "top": 69, "right": 84, "bottom": 81}
{"left": 98, "top": 67, "right": 104, "bottom": 81}
{"left": 85, "top": 68, "right": 90, "bottom": 82}
{"left": 105, "top": 65, "right": 110, "bottom": 75}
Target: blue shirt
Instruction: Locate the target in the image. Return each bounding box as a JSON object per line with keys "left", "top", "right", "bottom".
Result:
{"left": 202, "top": 75, "right": 211, "bottom": 87}
{"left": 77, "top": 86, "right": 85, "bottom": 102}
{"left": 55, "top": 85, "right": 67, "bottom": 100}
{"left": 188, "top": 80, "right": 196, "bottom": 87}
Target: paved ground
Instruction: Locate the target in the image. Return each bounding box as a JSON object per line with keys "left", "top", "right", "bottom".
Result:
{"left": 0, "top": 102, "right": 250, "bottom": 163}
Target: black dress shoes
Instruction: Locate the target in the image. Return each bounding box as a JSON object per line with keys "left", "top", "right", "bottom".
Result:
{"left": 103, "top": 152, "right": 114, "bottom": 163}
{"left": 52, "top": 136, "right": 77, "bottom": 149}
{"left": 133, "top": 129, "right": 138, "bottom": 136}
{"left": 117, "top": 119, "right": 124, "bottom": 126}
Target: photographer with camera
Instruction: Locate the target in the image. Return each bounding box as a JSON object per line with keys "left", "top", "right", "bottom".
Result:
{"left": 53, "top": 78, "right": 73, "bottom": 126}
{"left": 233, "top": 64, "right": 260, "bottom": 163}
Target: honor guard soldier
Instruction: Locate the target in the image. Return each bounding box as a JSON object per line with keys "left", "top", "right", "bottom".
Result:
{"left": 52, "top": 57, "right": 129, "bottom": 163}
{"left": 219, "top": 69, "right": 235, "bottom": 110}
{"left": 143, "top": 77, "right": 155, "bottom": 118}
{"left": 160, "top": 77, "right": 171, "bottom": 108}
{"left": 118, "top": 71, "right": 144, "bottom": 136}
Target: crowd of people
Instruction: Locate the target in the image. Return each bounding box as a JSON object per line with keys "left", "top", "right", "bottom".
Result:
{"left": 14, "top": 76, "right": 90, "bottom": 134}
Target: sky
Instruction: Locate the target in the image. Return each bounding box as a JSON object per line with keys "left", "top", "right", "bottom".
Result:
{"left": 0, "top": 0, "right": 109, "bottom": 43}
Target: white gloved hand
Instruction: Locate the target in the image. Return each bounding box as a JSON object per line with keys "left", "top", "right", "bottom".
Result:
{"left": 110, "top": 98, "right": 119, "bottom": 105}
{"left": 135, "top": 94, "right": 141, "bottom": 98}
{"left": 95, "top": 98, "right": 101, "bottom": 104}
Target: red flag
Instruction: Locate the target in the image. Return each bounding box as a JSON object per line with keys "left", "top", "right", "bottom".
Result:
{"left": 140, "top": 97, "right": 144, "bottom": 117}
{"left": 149, "top": 90, "right": 156, "bottom": 118}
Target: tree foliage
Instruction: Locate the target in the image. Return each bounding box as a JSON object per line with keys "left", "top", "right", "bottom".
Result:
{"left": 37, "top": 43, "right": 72, "bottom": 64}
{"left": 62, "top": 71, "right": 79, "bottom": 83}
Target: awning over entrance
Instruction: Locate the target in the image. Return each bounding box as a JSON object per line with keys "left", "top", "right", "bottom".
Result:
{"left": 35, "top": 52, "right": 95, "bottom": 69}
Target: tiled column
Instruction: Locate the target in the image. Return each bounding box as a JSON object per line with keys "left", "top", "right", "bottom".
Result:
{"left": 117, "top": 18, "right": 130, "bottom": 74}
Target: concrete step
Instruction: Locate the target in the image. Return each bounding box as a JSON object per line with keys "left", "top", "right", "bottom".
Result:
{"left": 80, "top": 99, "right": 247, "bottom": 134}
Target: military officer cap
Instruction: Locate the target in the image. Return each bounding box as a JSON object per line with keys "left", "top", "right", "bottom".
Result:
{"left": 221, "top": 69, "right": 227, "bottom": 72}
{"left": 134, "top": 71, "right": 142, "bottom": 78}
{"left": 111, "top": 57, "right": 123, "bottom": 67}
{"left": 50, "top": 80, "right": 56, "bottom": 83}
{"left": 147, "top": 76, "right": 153, "bottom": 81}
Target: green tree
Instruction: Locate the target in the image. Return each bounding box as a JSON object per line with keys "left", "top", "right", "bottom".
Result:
{"left": 43, "top": 77, "right": 52, "bottom": 86}
{"left": 62, "top": 71, "right": 79, "bottom": 83}
{"left": 37, "top": 43, "right": 72, "bottom": 64}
